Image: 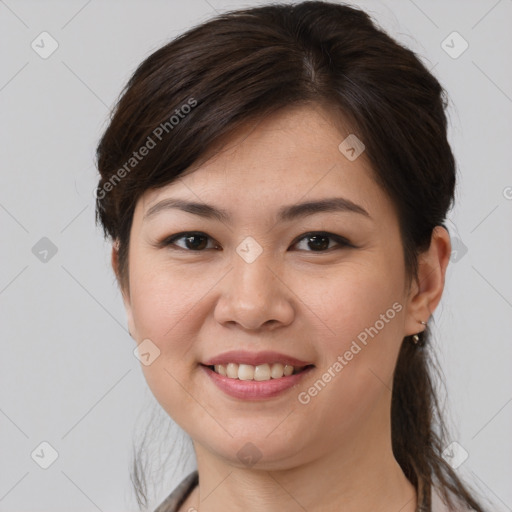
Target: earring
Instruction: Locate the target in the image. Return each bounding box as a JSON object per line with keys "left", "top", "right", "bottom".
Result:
{"left": 411, "top": 320, "right": 428, "bottom": 345}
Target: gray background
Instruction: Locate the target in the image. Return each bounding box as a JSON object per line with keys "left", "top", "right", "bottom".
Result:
{"left": 1, "top": 0, "right": 511, "bottom": 511}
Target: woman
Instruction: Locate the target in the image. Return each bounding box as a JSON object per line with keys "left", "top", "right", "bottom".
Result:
{"left": 95, "top": 2, "right": 489, "bottom": 511}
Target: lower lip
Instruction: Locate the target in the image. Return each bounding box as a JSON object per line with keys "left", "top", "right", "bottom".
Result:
{"left": 201, "top": 365, "right": 314, "bottom": 400}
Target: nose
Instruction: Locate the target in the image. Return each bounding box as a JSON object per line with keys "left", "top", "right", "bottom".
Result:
{"left": 213, "top": 251, "right": 295, "bottom": 331}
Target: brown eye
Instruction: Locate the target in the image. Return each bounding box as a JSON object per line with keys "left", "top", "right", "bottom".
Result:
{"left": 159, "top": 231, "right": 352, "bottom": 253}
{"left": 292, "top": 232, "right": 352, "bottom": 252}
{"left": 160, "top": 232, "right": 218, "bottom": 251}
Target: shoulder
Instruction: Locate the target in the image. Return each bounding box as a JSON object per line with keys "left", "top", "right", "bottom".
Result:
{"left": 153, "top": 470, "right": 199, "bottom": 512}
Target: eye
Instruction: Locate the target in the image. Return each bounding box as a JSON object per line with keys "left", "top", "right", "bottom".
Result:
{"left": 159, "top": 232, "right": 220, "bottom": 251}
{"left": 157, "top": 231, "right": 353, "bottom": 252}
{"left": 291, "top": 232, "right": 353, "bottom": 252}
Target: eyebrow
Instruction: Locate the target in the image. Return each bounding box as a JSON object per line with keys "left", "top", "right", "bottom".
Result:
{"left": 143, "top": 197, "right": 371, "bottom": 223}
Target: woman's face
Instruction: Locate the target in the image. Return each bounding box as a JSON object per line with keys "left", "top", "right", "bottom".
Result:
{"left": 120, "top": 104, "right": 424, "bottom": 469}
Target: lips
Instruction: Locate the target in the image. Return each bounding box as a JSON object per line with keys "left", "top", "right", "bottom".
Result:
{"left": 202, "top": 364, "right": 314, "bottom": 400}
{"left": 200, "top": 350, "right": 315, "bottom": 400}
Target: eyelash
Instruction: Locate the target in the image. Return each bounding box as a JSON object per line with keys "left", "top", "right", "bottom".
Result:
{"left": 157, "top": 231, "right": 354, "bottom": 253}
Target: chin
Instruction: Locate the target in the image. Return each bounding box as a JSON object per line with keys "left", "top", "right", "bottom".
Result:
{"left": 196, "top": 428, "right": 311, "bottom": 470}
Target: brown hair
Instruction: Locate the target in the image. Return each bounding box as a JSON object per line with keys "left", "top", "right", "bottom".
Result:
{"left": 95, "top": 2, "right": 487, "bottom": 510}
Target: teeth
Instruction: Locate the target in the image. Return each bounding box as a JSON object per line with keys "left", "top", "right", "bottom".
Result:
{"left": 283, "top": 364, "right": 294, "bottom": 376}
{"left": 212, "top": 362, "right": 302, "bottom": 380}
{"left": 238, "top": 364, "right": 254, "bottom": 381}
{"left": 226, "top": 363, "right": 238, "bottom": 378}
{"left": 254, "top": 363, "right": 270, "bottom": 381}
{"left": 270, "top": 363, "right": 284, "bottom": 378}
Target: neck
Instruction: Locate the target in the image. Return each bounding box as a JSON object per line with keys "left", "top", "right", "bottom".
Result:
{"left": 186, "top": 416, "right": 417, "bottom": 512}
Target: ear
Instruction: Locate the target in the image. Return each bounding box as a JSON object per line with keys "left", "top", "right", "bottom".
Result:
{"left": 404, "top": 226, "right": 452, "bottom": 337}
{"left": 111, "top": 241, "right": 135, "bottom": 338}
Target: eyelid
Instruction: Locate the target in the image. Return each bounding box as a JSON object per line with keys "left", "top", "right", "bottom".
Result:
{"left": 156, "top": 231, "right": 219, "bottom": 250}
{"left": 290, "top": 231, "right": 354, "bottom": 249}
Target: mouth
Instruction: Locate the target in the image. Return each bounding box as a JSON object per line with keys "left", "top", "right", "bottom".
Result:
{"left": 200, "top": 350, "right": 315, "bottom": 399}
{"left": 200, "top": 359, "right": 315, "bottom": 400}
{"left": 203, "top": 362, "right": 313, "bottom": 381}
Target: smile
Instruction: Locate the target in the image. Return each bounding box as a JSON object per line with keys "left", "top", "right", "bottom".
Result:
{"left": 201, "top": 364, "right": 314, "bottom": 400}
{"left": 209, "top": 362, "right": 308, "bottom": 381}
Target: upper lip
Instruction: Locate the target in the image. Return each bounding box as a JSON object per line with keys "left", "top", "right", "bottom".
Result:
{"left": 202, "top": 350, "right": 313, "bottom": 367}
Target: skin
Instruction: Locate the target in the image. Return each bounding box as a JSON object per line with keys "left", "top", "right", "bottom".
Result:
{"left": 112, "top": 104, "right": 451, "bottom": 512}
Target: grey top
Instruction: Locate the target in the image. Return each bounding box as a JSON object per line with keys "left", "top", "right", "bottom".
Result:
{"left": 153, "top": 470, "right": 471, "bottom": 512}
{"left": 154, "top": 471, "right": 198, "bottom": 512}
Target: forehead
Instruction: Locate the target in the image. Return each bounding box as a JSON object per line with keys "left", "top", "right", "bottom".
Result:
{"left": 138, "top": 104, "right": 393, "bottom": 226}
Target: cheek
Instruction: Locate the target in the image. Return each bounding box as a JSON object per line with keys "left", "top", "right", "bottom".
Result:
{"left": 305, "top": 258, "right": 403, "bottom": 337}
{"left": 128, "top": 265, "right": 212, "bottom": 423}
{"left": 127, "top": 258, "right": 225, "bottom": 382}
{"left": 289, "top": 270, "right": 405, "bottom": 443}
{"left": 130, "top": 270, "right": 203, "bottom": 347}
{"left": 301, "top": 260, "right": 405, "bottom": 390}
